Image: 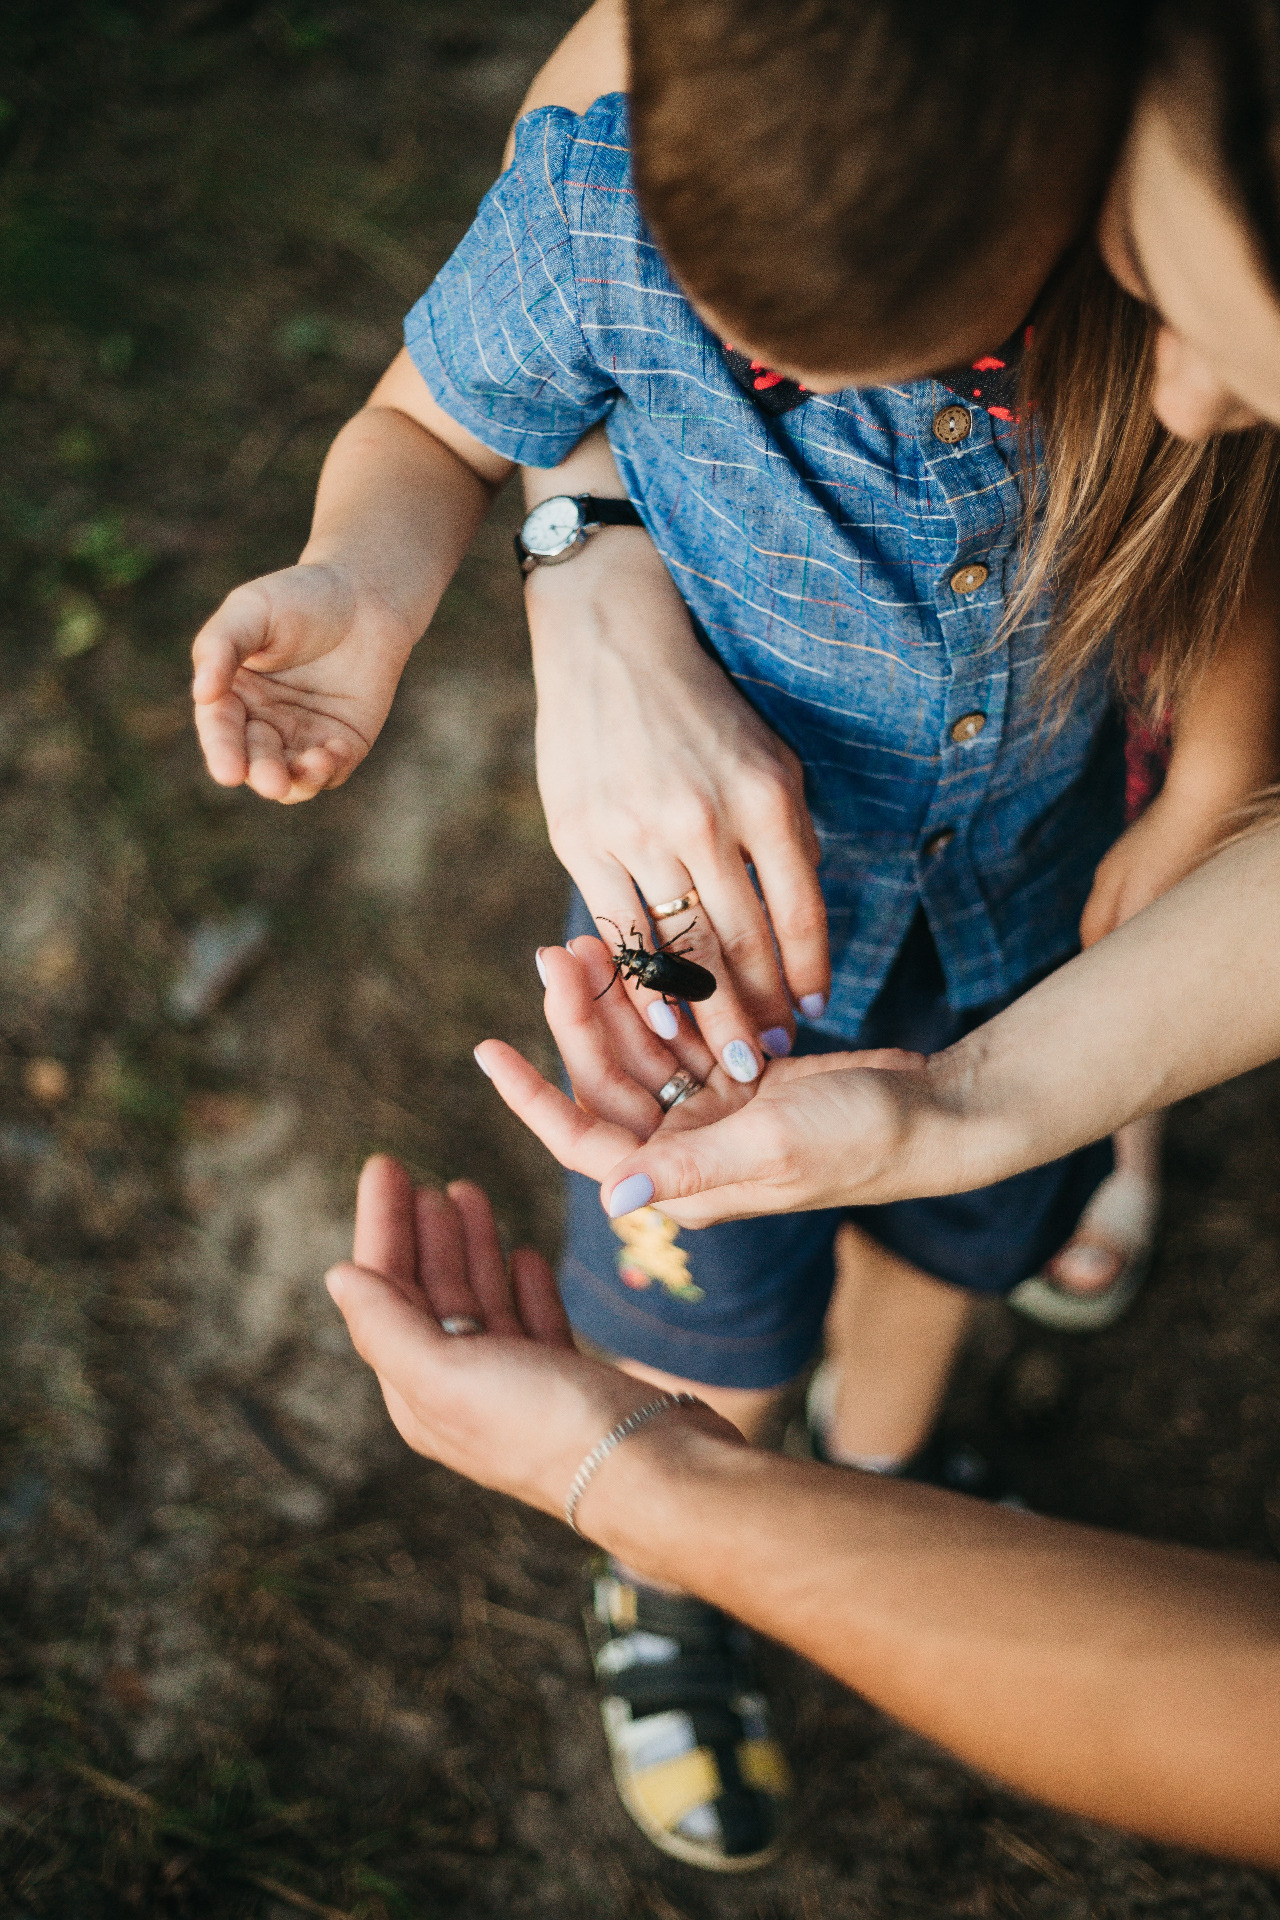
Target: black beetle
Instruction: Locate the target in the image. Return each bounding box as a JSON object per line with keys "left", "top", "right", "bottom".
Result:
{"left": 595, "top": 917, "right": 716, "bottom": 1003}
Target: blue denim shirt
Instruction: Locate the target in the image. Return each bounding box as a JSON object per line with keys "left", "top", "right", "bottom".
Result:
{"left": 405, "top": 94, "right": 1124, "bottom": 1033}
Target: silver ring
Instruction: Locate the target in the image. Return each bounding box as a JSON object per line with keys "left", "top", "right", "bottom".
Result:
{"left": 648, "top": 888, "right": 700, "bottom": 922}
{"left": 656, "top": 1069, "right": 703, "bottom": 1112}
{"left": 440, "top": 1315, "right": 483, "bottom": 1337}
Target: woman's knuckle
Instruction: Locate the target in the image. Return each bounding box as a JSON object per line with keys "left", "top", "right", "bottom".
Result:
{"left": 715, "top": 923, "right": 758, "bottom": 968}
{"left": 544, "top": 814, "right": 585, "bottom": 858}
{"left": 673, "top": 793, "right": 720, "bottom": 847}
{"left": 747, "top": 778, "right": 797, "bottom": 828}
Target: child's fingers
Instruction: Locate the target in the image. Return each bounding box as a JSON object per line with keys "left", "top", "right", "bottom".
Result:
{"left": 274, "top": 743, "right": 354, "bottom": 805}
{"left": 627, "top": 890, "right": 771, "bottom": 1087}
{"left": 474, "top": 1038, "right": 640, "bottom": 1177}
{"left": 297, "top": 739, "right": 360, "bottom": 793}
{"left": 509, "top": 1246, "right": 574, "bottom": 1347}
{"left": 193, "top": 692, "right": 250, "bottom": 788}
{"left": 191, "top": 587, "right": 271, "bottom": 703}
{"left": 243, "top": 718, "right": 295, "bottom": 802}
{"left": 445, "top": 1180, "right": 524, "bottom": 1335}
{"left": 545, "top": 942, "right": 666, "bottom": 1120}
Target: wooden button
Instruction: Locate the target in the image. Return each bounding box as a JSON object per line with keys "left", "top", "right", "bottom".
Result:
{"left": 950, "top": 712, "right": 987, "bottom": 744}
{"left": 950, "top": 563, "right": 989, "bottom": 595}
{"left": 932, "top": 405, "right": 972, "bottom": 444}
{"left": 921, "top": 828, "right": 955, "bottom": 857}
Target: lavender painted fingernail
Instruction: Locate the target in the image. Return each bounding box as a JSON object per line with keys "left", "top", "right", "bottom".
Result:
{"left": 799, "top": 992, "right": 827, "bottom": 1020}
{"left": 607, "top": 1173, "right": 655, "bottom": 1218}
{"left": 760, "top": 1026, "right": 792, "bottom": 1059}
{"left": 722, "top": 1039, "right": 760, "bottom": 1084}
{"left": 473, "top": 1047, "right": 493, "bottom": 1078}
{"left": 534, "top": 948, "right": 548, "bottom": 987}
{"left": 647, "top": 1001, "right": 679, "bottom": 1040}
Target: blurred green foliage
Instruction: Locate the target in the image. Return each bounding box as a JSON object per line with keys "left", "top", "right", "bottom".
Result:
{"left": 68, "top": 513, "right": 154, "bottom": 593}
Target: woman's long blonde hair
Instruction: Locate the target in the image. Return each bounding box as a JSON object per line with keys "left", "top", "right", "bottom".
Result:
{"left": 1013, "top": 244, "right": 1280, "bottom": 717}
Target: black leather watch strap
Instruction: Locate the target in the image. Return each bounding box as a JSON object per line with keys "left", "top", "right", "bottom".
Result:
{"left": 579, "top": 495, "right": 643, "bottom": 529}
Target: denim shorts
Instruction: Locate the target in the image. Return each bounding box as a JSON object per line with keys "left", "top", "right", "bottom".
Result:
{"left": 558, "top": 899, "right": 1113, "bottom": 1390}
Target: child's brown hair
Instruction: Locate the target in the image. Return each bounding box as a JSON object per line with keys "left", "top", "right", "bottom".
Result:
{"left": 629, "top": 0, "right": 1280, "bottom": 716}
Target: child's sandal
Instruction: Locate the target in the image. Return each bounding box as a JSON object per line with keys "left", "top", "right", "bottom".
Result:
{"left": 585, "top": 1563, "right": 791, "bottom": 1871}
{"left": 1008, "top": 1166, "right": 1158, "bottom": 1332}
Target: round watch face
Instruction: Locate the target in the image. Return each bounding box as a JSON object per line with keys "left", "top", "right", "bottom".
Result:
{"left": 521, "top": 495, "right": 583, "bottom": 558}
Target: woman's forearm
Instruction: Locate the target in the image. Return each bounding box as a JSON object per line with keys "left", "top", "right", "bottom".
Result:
{"left": 589, "top": 1424, "right": 1280, "bottom": 1866}
{"left": 912, "top": 817, "right": 1280, "bottom": 1192}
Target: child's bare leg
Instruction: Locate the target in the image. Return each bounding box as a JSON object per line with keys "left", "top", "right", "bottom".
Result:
{"left": 1041, "top": 1112, "right": 1163, "bottom": 1297}
{"left": 613, "top": 1358, "right": 788, "bottom": 1446}
{"left": 821, "top": 1223, "right": 974, "bottom": 1468}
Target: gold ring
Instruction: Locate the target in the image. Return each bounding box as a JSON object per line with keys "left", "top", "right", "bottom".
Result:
{"left": 648, "top": 888, "right": 700, "bottom": 922}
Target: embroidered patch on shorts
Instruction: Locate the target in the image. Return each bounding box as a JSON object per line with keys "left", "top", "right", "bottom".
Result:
{"left": 611, "top": 1207, "right": 704, "bottom": 1302}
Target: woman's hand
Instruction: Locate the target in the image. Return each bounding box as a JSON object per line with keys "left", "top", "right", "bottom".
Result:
{"left": 525, "top": 432, "right": 830, "bottom": 1086}
{"left": 476, "top": 936, "right": 927, "bottom": 1226}
{"left": 326, "top": 1155, "right": 737, "bottom": 1518}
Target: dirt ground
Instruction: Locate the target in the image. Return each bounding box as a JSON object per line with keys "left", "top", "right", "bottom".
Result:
{"left": 2, "top": 4, "right": 1280, "bottom": 1915}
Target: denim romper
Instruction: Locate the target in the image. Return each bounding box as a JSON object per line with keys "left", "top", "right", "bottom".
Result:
{"left": 406, "top": 95, "right": 1121, "bottom": 1387}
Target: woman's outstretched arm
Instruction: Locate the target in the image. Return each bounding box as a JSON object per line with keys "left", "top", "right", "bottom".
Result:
{"left": 478, "top": 815, "right": 1280, "bottom": 1226}
{"left": 327, "top": 1158, "right": 1280, "bottom": 1869}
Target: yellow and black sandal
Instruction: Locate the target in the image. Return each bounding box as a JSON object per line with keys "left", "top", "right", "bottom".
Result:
{"left": 586, "top": 1563, "right": 791, "bottom": 1871}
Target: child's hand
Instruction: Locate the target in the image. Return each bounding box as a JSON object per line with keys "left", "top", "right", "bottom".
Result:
{"left": 191, "top": 561, "right": 416, "bottom": 803}
{"left": 1080, "top": 783, "right": 1244, "bottom": 948}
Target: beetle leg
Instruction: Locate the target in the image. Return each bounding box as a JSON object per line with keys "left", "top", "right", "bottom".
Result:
{"left": 593, "top": 964, "right": 625, "bottom": 1002}
{"left": 655, "top": 917, "right": 697, "bottom": 953}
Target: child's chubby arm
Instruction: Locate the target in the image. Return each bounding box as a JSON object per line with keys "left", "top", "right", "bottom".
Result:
{"left": 191, "top": 351, "right": 513, "bottom": 803}
{"left": 193, "top": 0, "right": 625, "bottom": 804}
{"left": 1080, "top": 547, "right": 1280, "bottom": 946}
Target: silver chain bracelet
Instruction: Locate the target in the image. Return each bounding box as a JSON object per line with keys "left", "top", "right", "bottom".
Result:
{"left": 564, "top": 1392, "right": 704, "bottom": 1535}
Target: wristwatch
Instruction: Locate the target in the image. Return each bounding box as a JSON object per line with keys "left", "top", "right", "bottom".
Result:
{"left": 515, "top": 493, "right": 643, "bottom": 573}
